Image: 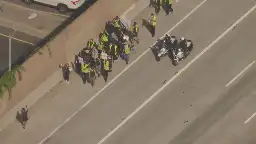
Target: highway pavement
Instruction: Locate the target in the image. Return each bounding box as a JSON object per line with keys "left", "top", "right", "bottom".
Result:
{"left": 0, "top": 26, "right": 39, "bottom": 75}
{"left": 0, "top": 0, "right": 256, "bottom": 144}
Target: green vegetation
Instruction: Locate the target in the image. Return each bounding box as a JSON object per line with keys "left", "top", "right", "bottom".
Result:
{"left": 0, "top": 65, "right": 24, "bottom": 99}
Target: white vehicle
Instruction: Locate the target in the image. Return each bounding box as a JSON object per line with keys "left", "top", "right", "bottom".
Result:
{"left": 23, "top": 0, "right": 86, "bottom": 13}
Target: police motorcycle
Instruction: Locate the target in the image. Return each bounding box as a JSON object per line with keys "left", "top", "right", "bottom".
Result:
{"left": 171, "top": 37, "right": 193, "bottom": 66}
{"left": 152, "top": 35, "right": 171, "bottom": 59}
{"left": 184, "top": 39, "right": 193, "bottom": 58}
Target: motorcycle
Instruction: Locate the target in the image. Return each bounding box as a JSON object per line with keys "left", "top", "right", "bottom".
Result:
{"left": 152, "top": 39, "right": 169, "bottom": 59}
{"left": 172, "top": 48, "right": 184, "bottom": 66}
{"left": 172, "top": 39, "right": 193, "bottom": 66}
{"left": 184, "top": 40, "right": 193, "bottom": 58}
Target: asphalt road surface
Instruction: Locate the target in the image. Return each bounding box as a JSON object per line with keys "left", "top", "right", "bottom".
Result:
{"left": 0, "top": 0, "right": 256, "bottom": 144}
{"left": 0, "top": 26, "right": 39, "bottom": 75}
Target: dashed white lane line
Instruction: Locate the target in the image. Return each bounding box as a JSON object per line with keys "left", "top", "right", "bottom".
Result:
{"left": 244, "top": 112, "right": 256, "bottom": 124}
{"left": 97, "top": 3, "right": 256, "bottom": 144}
{"left": 37, "top": 0, "right": 208, "bottom": 144}
{"left": 225, "top": 61, "right": 255, "bottom": 87}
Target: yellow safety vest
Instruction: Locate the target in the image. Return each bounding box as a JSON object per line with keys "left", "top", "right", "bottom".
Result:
{"left": 150, "top": 15, "right": 156, "bottom": 26}
{"left": 114, "top": 20, "right": 121, "bottom": 28}
{"left": 104, "top": 60, "right": 110, "bottom": 71}
{"left": 87, "top": 41, "right": 95, "bottom": 48}
{"left": 109, "top": 44, "right": 118, "bottom": 55}
{"left": 81, "top": 64, "right": 89, "bottom": 73}
{"left": 109, "top": 44, "right": 113, "bottom": 52}
{"left": 154, "top": 0, "right": 162, "bottom": 4}
{"left": 101, "top": 34, "right": 108, "bottom": 42}
{"left": 166, "top": 0, "right": 172, "bottom": 4}
{"left": 125, "top": 47, "right": 130, "bottom": 54}
{"left": 132, "top": 24, "right": 139, "bottom": 33}
{"left": 114, "top": 45, "right": 118, "bottom": 56}
{"left": 98, "top": 42, "right": 103, "bottom": 50}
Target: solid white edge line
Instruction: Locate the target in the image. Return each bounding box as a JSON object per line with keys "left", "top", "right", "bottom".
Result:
{"left": 225, "top": 61, "right": 255, "bottom": 87}
{"left": 97, "top": 4, "right": 256, "bottom": 144}
{"left": 244, "top": 112, "right": 256, "bottom": 124}
{"left": 37, "top": 0, "right": 208, "bottom": 143}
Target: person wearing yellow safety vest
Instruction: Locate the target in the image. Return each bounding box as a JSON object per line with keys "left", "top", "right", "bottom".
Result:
{"left": 130, "top": 22, "right": 139, "bottom": 44}
{"left": 154, "top": 0, "right": 162, "bottom": 14}
{"left": 110, "top": 43, "right": 119, "bottom": 62}
{"left": 81, "top": 62, "right": 91, "bottom": 84}
{"left": 121, "top": 43, "right": 131, "bottom": 64}
{"left": 113, "top": 16, "right": 121, "bottom": 29}
{"left": 165, "top": 0, "right": 173, "bottom": 15}
{"left": 97, "top": 41, "right": 104, "bottom": 57}
{"left": 87, "top": 39, "right": 96, "bottom": 49}
{"left": 148, "top": 13, "right": 156, "bottom": 37}
{"left": 102, "top": 59, "right": 112, "bottom": 82}
{"left": 100, "top": 30, "right": 109, "bottom": 44}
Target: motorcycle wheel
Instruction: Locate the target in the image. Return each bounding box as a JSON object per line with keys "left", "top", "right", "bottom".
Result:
{"left": 173, "top": 59, "right": 179, "bottom": 66}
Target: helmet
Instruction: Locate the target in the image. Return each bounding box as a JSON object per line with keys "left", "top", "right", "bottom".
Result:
{"left": 171, "top": 36, "right": 176, "bottom": 39}
{"left": 180, "top": 37, "right": 185, "bottom": 41}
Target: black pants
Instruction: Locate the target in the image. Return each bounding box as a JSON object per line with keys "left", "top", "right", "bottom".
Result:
{"left": 63, "top": 71, "right": 70, "bottom": 81}
{"left": 82, "top": 72, "right": 89, "bottom": 84}
{"left": 102, "top": 69, "right": 109, "bottom": 82}
{"left": 166, "top": 3, "right": 173, "bottom": 15}
{"left": 155, "top": 2, "right": 161, "bottom": 14}
{"left": 150, "top": 25, "right": 155, "bottom": 37}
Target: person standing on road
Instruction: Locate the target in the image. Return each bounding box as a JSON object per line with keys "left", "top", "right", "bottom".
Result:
{"left": 154, "top": 0, "right": 162, "bottom": 14}
{"left": 165, "top": 0, "right": 173, "bottom": 15}
{"left": 121, "top": 42, "right": 132, "bottom": 64}
{"left": 60, "top": 63, "right": 72, "bottom": 84}
{"left": 131, "top": 22, "right": 140, "bottom": 44}
{"left": 110, "top": 43, "right": 119, "bottom": 63}
{"left": 16, "top": 105, "right": 28, "bottom": 129}
{"left": 102, "top": 58, "right": 112, "bottom": 82}
{"left": 87, "top": 39, "right": 96, "bottom": 49}
{"left": 81, "top": 62, "right": 90, "bottom": 84}
{"left": 149, "top": 0, "right": 154, "bottom": 7}
{"left": 148, "top": 13, "right": 157, "bottom": 37}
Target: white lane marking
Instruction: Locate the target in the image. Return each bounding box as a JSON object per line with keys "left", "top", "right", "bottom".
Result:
{"left": 97, "top": 4, "right": 256, "bottom": 144}
{"left": 121, "top": 4, "right": 135, "bottom": 18}
{"left": 37, "top": 0, "right": 207, "bottom": 143}
{"left": 0, "top": 1, "right": 69, "bottom": 18}
{"left": 244, "top": 112, "right": 256, "bottom": 124}
{"left": 154, "top": 0, "right": 207, "bottom": 45}
{"left": 225, "top": 61, "right": 255, "bottom": 87}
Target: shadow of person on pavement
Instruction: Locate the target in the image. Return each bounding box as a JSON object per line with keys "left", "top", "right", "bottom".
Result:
{"left": 142, "top": 19, "right": 153, "bottom": 37}
{"left": 150, "top": 39, "right": 161, "bottom": 61}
